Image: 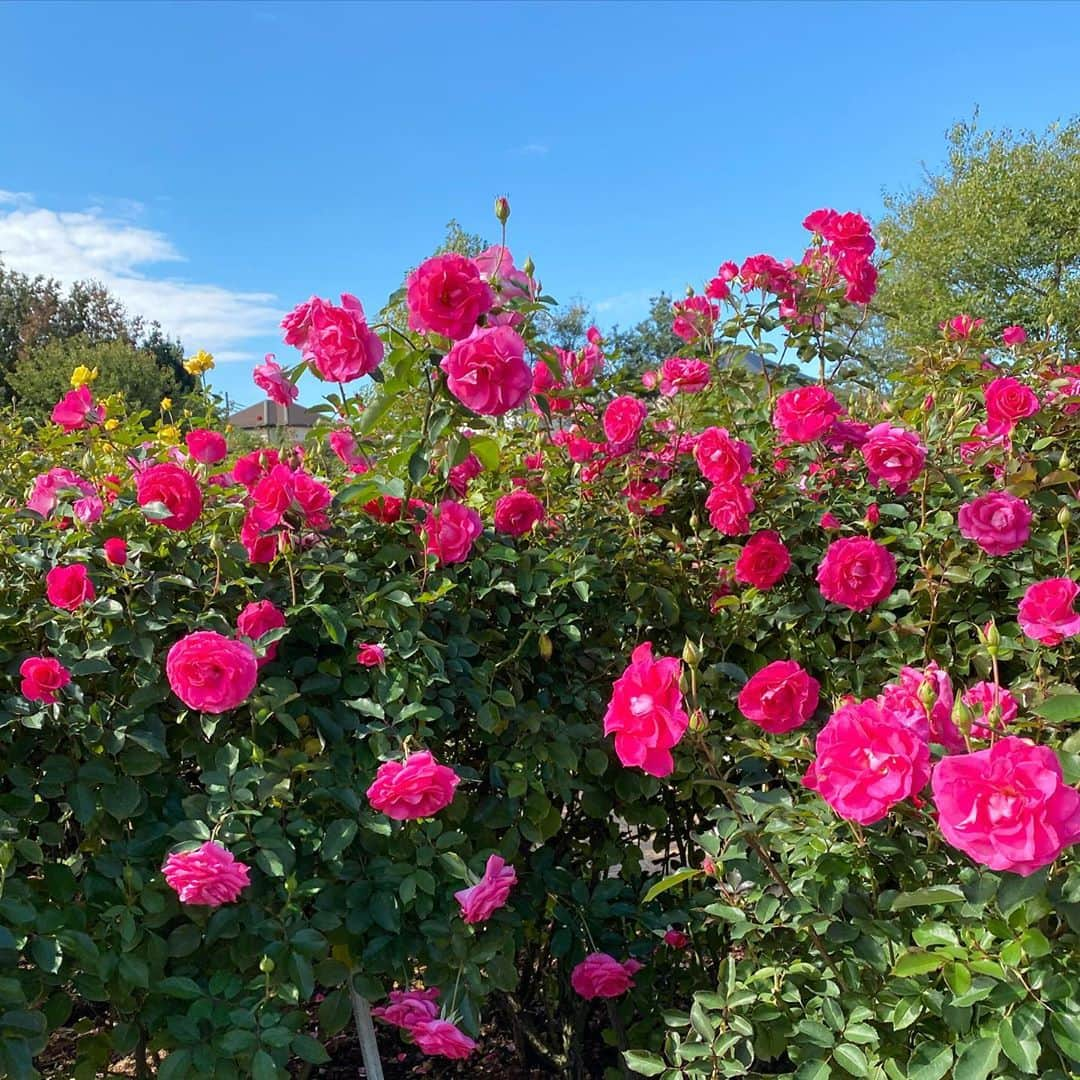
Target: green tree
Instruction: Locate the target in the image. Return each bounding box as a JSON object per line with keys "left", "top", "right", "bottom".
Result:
{"left": 7, "top": 336, "right": 183, "bottom": 420}
{"left": 877, "top": 116, "right": 1080, "bottom": 356}
{"left": 608, "top": 292, "right": 682, "bottom": 374}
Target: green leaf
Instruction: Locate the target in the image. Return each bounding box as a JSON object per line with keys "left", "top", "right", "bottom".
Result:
{"left": 892, "top": 998, "right": 922, "bottom": 1031}
{"left": 1033, "top": 693, "right": 1080, "bottom": 722}
{"left": 797, "top": 1020, "right": 836, "bottom": 1049}
{"left": 643, "top": 868, "right": 701, "bottom": 903}
{"left": 470, "top": 436, "right": 501, "bottom": 471}
{"left": 321, "top": 819, "right": 358, "bottom": 861}
{"left": 157, "top": 1050, "right": 193, "bottom": 1080}
{"left": 157, "top": 977, "right": 202, "bottom": 1000}
{"left": 310, "top": 604, "right": 348, "bottom": 645}
{"left": 622, "top": 1050, "right": 666, "bottom": 1076}
{"left": 833, "top": 1043, "right": 869, "bottom": 1077}
{"left": 999, "top": 1016, "right": 1040, "bottom": 1073}
{"left": 1051, "top": 1013, "right": 1080, "bottom": 1062}
{"left": 689, "top": 1001, "right": 715, "bottom": 1042}
{"left": 887, "top": 885, "right": 966, "bottom": 910}
{"left": 892, "top": 949, "right": 945, "bottom": 977}
{"left": 291, "top": 1034, "right": 330, "bottom": 1065}
{"left": 907, "top": 1042, "right": 953, "bottom": 1080}
{"left": 953, "top": 1037, "right": 1000, "bottom": 1080}
{"left": 251, "top": 1049, "right": 279, "bottom": 1080}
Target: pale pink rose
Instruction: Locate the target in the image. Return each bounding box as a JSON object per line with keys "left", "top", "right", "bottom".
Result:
{"left": 860, "top": 423, "right": 926, "bottom": 493}
{"left": 733, "top": 530, "right": 791, "bottom": 590}
{"left": 803, "top": 698, "right": 930, "bottom": 824}
{"left": 46, "top": 564, "right": 95, "bottom": 611}
{"left": 162, "top": 841, "right": 251, "bottom": 906}
{"left": 407, "top": 253, "right": 494, "bottom": 340}
{"left": 659, "top": 357, "right": 711, "bottom": 396}
{"left": 737, "top": 660, "right": 819, "bottom": 734}
{"left": 20, "top": 656, "right": 71, "bottom": 704}
{"left": 409, "top": 1019, "right": 476, "bottom": 1060}
{"left": 571, "top": 953, "right": 641, "bottom": 999}
{"left": 454, "top": 854, "right": 517, "bottom": 923}
{"left": 422, "top": 499, "right": 483, "bottom": 565}
{"left": 441, "top": 326, "right": 532, "bottom": 416}
{"left": 26, "top": 468, "right": 95, "bottom": 517}
{"left": 253, "top": 355, "right": 299, "bottom": 406}
{"left": 957, "top": 491, "right": 1031, "bottom": 556}
{"left": 51, "top": 385, "right": 105, "bottom": 431}
{"left": 772, "top": 386, "right": 842, "bottom": 443}
{"left": 932, "top": 737, "right": 1080, "bottom": 875}
{"left": 705, "top": 481, "right": 755, "bottom": 536}
{"left": 1001, "top": 325, "right": 1027, "bottom": 346}
{"left": 372, "top": 988, "right": 440, "bottom": 1029}
{"left": 816, "top": 537, "right": 896, "bottom": 611}
{"left": 365, "top": 750, "right": 460, "bottom": 820}
{"left": 493, "top": 489, "right": 545, "bottom": 537}
{"left": 603, "top": 395, "right": 647, "bottom": 449}
{"left": 1018, "top": 577, "right": 1080, "bottom": 646}
{"left": 73, "top": 495, "right": 104, "bottom": 525}
{"left": 165, "top": 631, "right": 258, "bottom": 713}
{"left": 962, "top": 681, "right": 1019, "bottom": 739}
{"left": 984, "top": 377, "right": 1039, "bottom": 435}
{"left": 603, "top": 642, "right": 688, "bottom": 777}
{"left": 137, "top": 463, "right": 203, "bottom": 531}
{"left": 236, "top": 600, "right": 287, "bottom": 668}
{"left": 356, "top": 643, "right": 386, "bottom": 668}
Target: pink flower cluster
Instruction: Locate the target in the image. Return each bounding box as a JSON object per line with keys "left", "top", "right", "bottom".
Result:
{"left": 372, "top": 987, "right": 476, "bottom": 1060}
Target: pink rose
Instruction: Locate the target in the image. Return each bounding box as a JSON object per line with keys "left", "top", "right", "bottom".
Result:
{"left": 943, "top": 313, "right": 984, "bottom": 339}
{"left": 422, "top": 500, "right": 483, "bottom": 565}
{"left": 454, "top": 854, "right": 517, "bottom": 923}
{"left": 45, "top": 564, "right": 95, "bottom": 611}
{"left": 603, "top": 395, "right": 648, "bottom": 449}
{"left": 51, "top": 385, "right": 105, "bottom": 431}
{"left": 165, "top": 631, "right": 258, "bottom": 713}
{"left": 356, "top": 643, "right": 386, "bottom": 668}
{"left": 932, "top": 737, "right": 1080, "bottom": 875}
{"left": 281, "top": 298, "right": 316, "bottom": 346}
{"left": 671, "top": 295, "right": 718, "bottom": 342}
{"left": 1018, "top": 577, "right": 1080, "bottom": 645}
{"left": 1002, "top": 325, "right": 1027, "bottom": 347}
{"left": 26, "top": 468, "right": 95, "bottom": 517}
{"left": 957, "top": 490, "right": 1032, "bottom": 556}
{"left": 365, "top": 750, "right": 460, "bottom": 820}
{"left": 962, "top": 681, "right": 1019, "bottom": 739}
{"left": 137, "top": 463, "right": 203, "bottom": 531}
{"left": 603, "top": 642, "right": 688, "bottom": 777}
{"left": 659, "top": 357, "right": 711, "bottom": 396}
{"left": 372, "top": 988, "right": 440, "bottom": 1029}
{"left": 894, "top": 662, "right": 963, "bottom": 751}
{"left": 474, "top": 244, "right": 532, "bottom": 300}
{"left": 819, "top": 512, "right": 842, "bottom": 530}
{"left": 663, "top": 929, "right": 690, "bottom": 949}
{"left": 441, "top": 326, "right": 531, "bottom": 416}
{"left": 493, "top": 490, "right": 545, "bottom": 537}
{"left": 695, "top": 427, "right": 752, "bottom": 484}
{"left": 571, "top": 953, "right": 640, "bottom": 999}
{"left": 984, "top": 377, "right": 1039, "bottom": 435}
{"left": 860, "top": 423, "right": 927, "bottom": 493}
{"left": 236, "top": 600, "right": 287, "bottom": 667}
{"left": 448, "top": 452, "right": 483, "bottom": 496}
{"left": 816, "top": 536, "right": 896, "bottom": 611}
{"left": 803, "top": 698, "right": 930, "bottom": 824}
{"left": 409, "top": 1019, "right": 476, "bottom": 1060}
{"left": 705, "top": 481, "right": 755, "bottom": 536}
{"left": 249, "top": 465, "right": 331, "bottom": 531}
{"left": 185, "top": 428, "right": 228, "bottom": 465}
{"left": 733, "top": 530, "right": 791, "bottom": 590}
{"left": 103, "top": 537, "right": 128, "bottom": 565}
{"left": 737, "top": 660, "right": 819, "bottom": 734}
{"left": 162, "top": 841, "right": 251, "bottom": 906}
{"left": 772, "top": 386, "right": 842, "bottom": 443}
{"left": 253, "top": 354, "right": 299, "bottom": 406}
{"left": 73, "top": 495, "right": 104, "bottom": 525}
{"left": 299, "top": 294, "right": 384, "bottom": 383}
{"left": 407, "top": 253, "right": 494, "bottom": 341}
{"left": 20, "top": 656, "right": 71, "bottom": 704}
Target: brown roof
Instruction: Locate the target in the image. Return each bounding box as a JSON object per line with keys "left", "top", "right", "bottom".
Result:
{"left": 228, "top": 400, "right": 323, "bottom": 429}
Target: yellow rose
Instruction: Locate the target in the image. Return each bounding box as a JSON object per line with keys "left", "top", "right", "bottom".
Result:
{"left": 104, "top": 418, "right": 120, "bottom": 431}
{"left": 183, "top": 349, "right": 215, "bottom": 376}
{"left": 70, "top": 365, "right": 98, "bottom": 388}
{"left": 160, "top": 397, "right": 173, "bottom": 411}
{"left": 158, "top": 424, "right": 180, "bottom": 445}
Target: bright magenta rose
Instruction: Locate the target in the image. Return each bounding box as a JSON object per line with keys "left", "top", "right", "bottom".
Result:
{"left": 302, "top": 294, "right": 384, "bottom": 383}
{"left": 603, "top": 642, "right": 688, "bottom": 777}
{"left": 1001, "top": 325, "right": 1027, "bottom": 346}
{"left": 571, "top": 953, "right": 642, "bottom": 999}
{"left": 962, "top": 681, "right": 1018, "bottom": 739}
{"left": 423, "top": 499, "right": 483, "bottom": 565}
{"left": 984, "top": 376, "right": 1040, "bottom": 434}
{"left": 407, "top": 253, "right": 494, "bottom": 341}
{"left": 895, "top": 661, "right": 963, "bottom": 751}
{"left": 454, "top": 854, "right": 517, "bottom": 924}
{"left": 253, "top": 354, "right": 299, "bottom": 406}
{"left": 441, "top": 325, "right": 531, "bottom": 416}
{"left": 103, "top": 537, "right": 127, "bottom": 565}
{"left": 162, "top": 841, "right": 251, "bottom": 906}
{"left": 602, "top": 395, "right": 648, "bottom": 448}
{"left": 366, "top": 750, "right": 460, "bottom": 820}
{"left": 136, "top": 462, "right": 204, "bottom": 531}
{"left": 705, "top": 481, "right": 755, "bottom": 536}
{"left": 356, "top": 643, "right": 386, "bottom": 668}
{"left": 1018, "top": 577, "right": 1080, "bottom": 645}
{"left": 733, "top": 530, "right": 791, "bottom": 590}
{"left": 493, "top": 489, "right": 545, "bottom": 537}
{"left": 46, "top": 564, "right": 95, "bottom": 611}
{"left": 659, "top": 356, "right": 710, "bottom": 396}
{"left": 957, "top": 491, "right": 1032, "bottom": 555}
{"left": 165, "top": 631, "right": 258, "bottom": 713}
{"left": 737, "top": 660, "right": 819, "bottom": 734}
{"left": 236, "top": 600, "right": 286, "bottom": 668}
{"left": 694, "top": 426, "right": 752, "bottom": 484}
{"left": 803, "top": 698, "right": 930, "bottom": 824}
{"left": 184, "top": 428, "right": 227, "bottom": 465}
{"left": 772, "top": 386, "right": 842, "bottom": 443}
{"left": 372, "top": 988, "right": 440, "bottom": 1029}
{"left": 409, "top": 1019, "right": 477, "bottom": 1060}
{"left": 664, "top": 929, "right": 690, "bottom": 949}
{"left": 860, "top": 423, "right": 926, "bottom": 493}
{"left": 932, "top": 737, "right": 1080, "bottom": 875}
{"left": 20, "top": 656, "right": 71, "bottom": 704}
{"left": 51, "top": 385, "right": 105, "bottom": 431}
{"left": 816, "top": 536, "right": 896, "bottom": 611}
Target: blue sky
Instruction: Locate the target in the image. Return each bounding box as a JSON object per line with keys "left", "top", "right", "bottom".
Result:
{"left": 1, "top": 0, "right": 1077, "bottom": 407}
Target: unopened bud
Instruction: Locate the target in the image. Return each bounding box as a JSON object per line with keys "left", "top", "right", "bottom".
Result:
{"left": 951, "top": 697, "right": 974, "bottom": 737}
{"left": 259, "top": 956, "right": 275, "bottom": 974}
{"left": 916, "top": 679, "right": 937, "bottom": 711}
{"left": 689, "top": 511, "right": 700, "bottom": 531}
{"left": 523, "top": 255, "right": 535, "bottom": 278}
{"left": 538, "top": 632, "right": 553, "bottom": 662}
{"left": 987, "top": 704, "right": 1002, "bottom": 731}
{"left": 684, "top": 285, "right": 695, "bottom": 298}
{"left": 1058, "top": 507, "right": 1072, "bottom": 528}
{"left": 923, "top": 394, "right": 935, "bottom": 412}
{"left": 980, "top": 619, "right": 1001, "bottom": 657}
{"left": 1059, "top": 450, "right": 1071, "bottom": 470}
{"left": 682, "top": 638, "right": 704, "bottom": 669}
{"left": 494, "top": 195, "right": 510, "bottom": 225}
{"left": 688, "top": 708, "right": 707, "bottom": 733}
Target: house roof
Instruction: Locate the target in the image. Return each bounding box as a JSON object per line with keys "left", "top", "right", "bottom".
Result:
{"left": 228, "top": 400, "right": 323, "bottom": 429}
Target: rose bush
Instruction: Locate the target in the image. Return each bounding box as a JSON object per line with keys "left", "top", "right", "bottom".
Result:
{"left": 0, "top": 201, "right": 1077, "bottom": 1080}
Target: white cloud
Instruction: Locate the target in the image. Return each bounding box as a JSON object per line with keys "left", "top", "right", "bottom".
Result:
{"left": 593, "top": 287, "right": 656, "bottom": 317}
{"left": 514, "top": 142, "right": 550, "bottom": 156}
{"left": 0, "top": 198, "right": 279, "bottom": 359}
